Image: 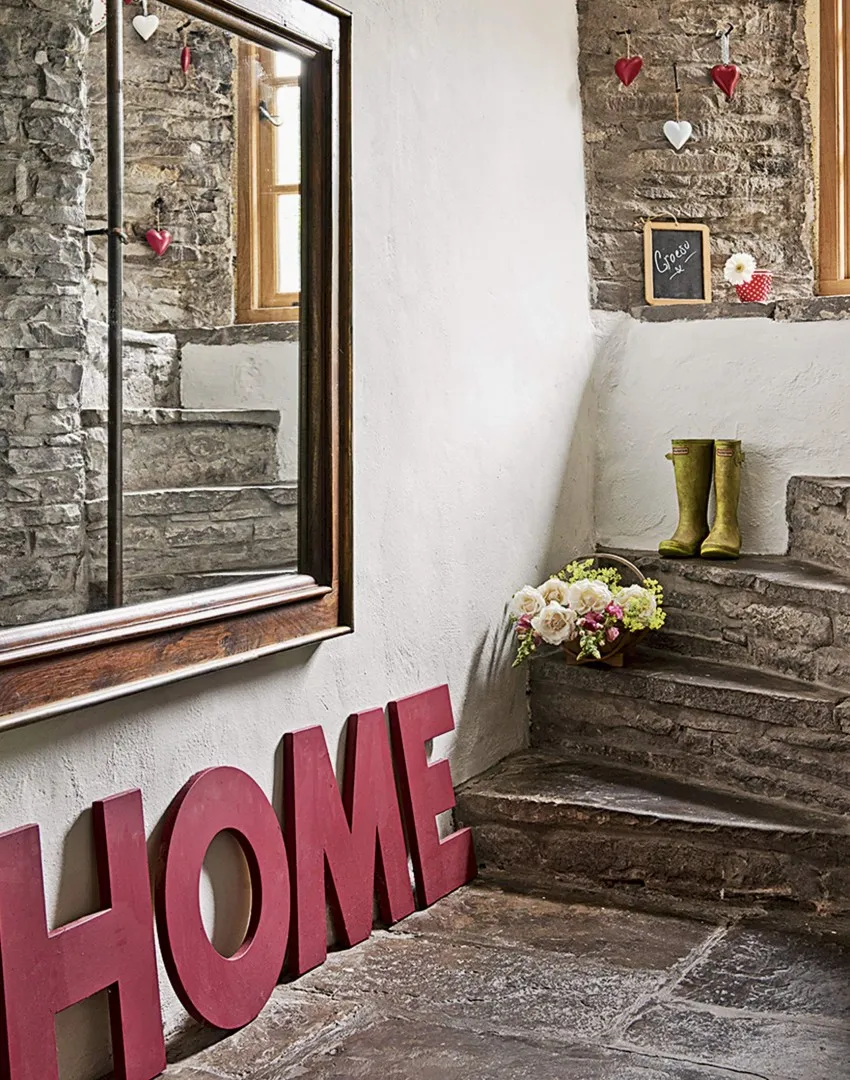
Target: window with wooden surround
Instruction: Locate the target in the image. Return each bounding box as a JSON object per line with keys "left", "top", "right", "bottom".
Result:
{"left": 820, "top": 0, "right": 850, "bottom": 293}
{"left": 237, "top": 43, "right": 303, "bottom": 322}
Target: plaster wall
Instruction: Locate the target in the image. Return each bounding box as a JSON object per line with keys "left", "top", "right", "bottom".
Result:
{"left": 593, "top": 313, "right": 850, "bottom": 554}
{"left": 180, "top": 339, "right": 300, "bottom": 481}
{"left": 0, "top": 0, "right": 595, "bottom": 1076}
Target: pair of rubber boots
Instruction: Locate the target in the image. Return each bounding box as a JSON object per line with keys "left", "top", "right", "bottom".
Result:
{"left": 659, "top": 439, "right": 744, "bottom": 560}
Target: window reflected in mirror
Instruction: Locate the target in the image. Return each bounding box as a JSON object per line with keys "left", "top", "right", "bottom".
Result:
{"left": 81, "top": 9, "right": 304, "bottom": 609}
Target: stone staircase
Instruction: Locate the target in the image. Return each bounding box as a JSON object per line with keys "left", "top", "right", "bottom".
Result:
{"left": 81, "top": 326, "right": 297, "bottom": 604}
{"left": 457, "top": 476, "right": 850, "bottom": 921}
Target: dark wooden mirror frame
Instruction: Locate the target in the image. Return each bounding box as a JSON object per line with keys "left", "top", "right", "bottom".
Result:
{"left": 0, "top": 0, "right": 353, "bottom": 731}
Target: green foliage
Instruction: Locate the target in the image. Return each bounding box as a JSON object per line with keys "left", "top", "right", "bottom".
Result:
{"left": 512, "top": 628, "right": 538, "bottom": 668}
{"left": 622, "top": 578, "right": 667, "bottom": 632}
{"left": 558, "top": 559, "right": 623, "bottom": 589}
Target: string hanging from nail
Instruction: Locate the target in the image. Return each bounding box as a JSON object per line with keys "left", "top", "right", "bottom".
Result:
{"left": 674, "top": 63, "right": 680, "bottom": 122}
{"left": 662, "top": 63, "right": 693, "bottom": 150}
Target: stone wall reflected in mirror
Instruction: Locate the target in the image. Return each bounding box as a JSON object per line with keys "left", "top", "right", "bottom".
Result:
{"left": 0, "top": 10, "right": 92, "bottom": 630}
{"left": 0, "top": 5, "right": 303, "bottom": 630}
{"left": 84, "top": 8, "right": 302, "bottom": 606}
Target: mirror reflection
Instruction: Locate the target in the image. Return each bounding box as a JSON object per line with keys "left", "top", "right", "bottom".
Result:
{"left": 84, "top": 8, "right": 303, "bottom": 607}
{"left": 0, "top": 4, "right": 310, "bottom": 631}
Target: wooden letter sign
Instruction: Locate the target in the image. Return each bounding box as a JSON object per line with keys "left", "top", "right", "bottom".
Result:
{"left": 644, "top": 220, "right": 712, "bottom": 305}
{"left": 0, "top": 685, "right": 476, "bottom": 1080}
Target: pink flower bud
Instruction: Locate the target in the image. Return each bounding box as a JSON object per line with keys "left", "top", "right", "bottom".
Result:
{"left": 606, "top": 603, "right": 624, "bottom": 620}
{"left": 606, "top": 627, "right": 620, "bottom": 643}
{"left": 517, "top": 615, "right": 532, "bottom": 631}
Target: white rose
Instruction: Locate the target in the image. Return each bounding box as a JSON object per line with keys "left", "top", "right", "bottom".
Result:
{"left": 539, "top": 578, "right": 570, "bottom": 606}
{"left": 509, "top": 585, "right": 546, "bottom": 620}
{"left": 567, "top": 578, "right": 612, "bottom": 615}
{"left": 531, "top": 603, "right": 578, "bottom": 646}
{"left": 614, "top": 585, "right": 657, "bottom": 625}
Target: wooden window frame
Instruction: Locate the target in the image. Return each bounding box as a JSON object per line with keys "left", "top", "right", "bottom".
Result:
{"left": 820, "top": 0, "right": 850, "bottom": 293}
{"left": 0, "top": 0, "right": 353, "bottom": 731}
{"left": 236, "top": 42, "right": 303, "bottom": 323}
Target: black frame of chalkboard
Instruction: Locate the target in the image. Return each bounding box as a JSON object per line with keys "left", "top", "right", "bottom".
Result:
{"left": 643, "top": 221, "right": 713, "bottom": 306}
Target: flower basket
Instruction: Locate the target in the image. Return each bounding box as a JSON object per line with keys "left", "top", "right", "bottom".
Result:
{"left": 562, "top": 554, "right": 648, "bottom": 668}
{"left": 508, "top": 553, "right": 666, "bottom": 669}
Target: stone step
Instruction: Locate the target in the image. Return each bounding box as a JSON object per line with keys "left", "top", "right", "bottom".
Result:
{"left": 83, "top": 323, "right": 180, "bottom": 409}
{"left": 456, "top": 751, "right": 850, "bottom": 917}
{"left": 530, "top": 649, "right": 850, "bottom": 816}
{"left": 82, "top": 408, "right": 281, "bottom": 494}
{"left": 623, "top": 549, "right": 850, "bottom": 690}
{"left": 86, "top": 483, "right": 297, "bottom": 605}
{"left": 788, "top": 475, "right": 850, "bottom": 572}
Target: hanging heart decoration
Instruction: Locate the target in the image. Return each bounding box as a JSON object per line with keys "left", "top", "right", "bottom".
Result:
{"left": 663, "top": 119, "right": 693, "bottom": 151}
{"left": 663, "top": 65, "right": 692, "bottom": 151}
{"left": 615, "top": 56, "right": 644, "bottom": 87}
{"left": 133, "top": 12, "right": 159, "bottom": 39}
{"left": 146, "top": 228, "right": 173, "bottom": 256}
{"left": 711, "top": 63, "right": 740, "bottom": 101}
{"left": 712, "top": 26, "right": 740, "bottom": 100}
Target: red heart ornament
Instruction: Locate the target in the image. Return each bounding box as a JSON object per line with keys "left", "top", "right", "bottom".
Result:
{"left": 615, "top": 55, "right": 644, "bottom": 87}
{"left": 711, "top": 63, "right": 740, "bottom": 100}
{"left": 145, "top": 228, "right": 173, "bottom": 257}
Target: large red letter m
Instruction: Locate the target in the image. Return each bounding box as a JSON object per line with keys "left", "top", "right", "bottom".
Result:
{"left": 0, "top": 790, "right": 165, "bottom": 1080}
{"left": 284, "top": 711, "right": 416, "bottom": 976}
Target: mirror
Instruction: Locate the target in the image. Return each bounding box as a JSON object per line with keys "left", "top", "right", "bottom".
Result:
{"left": 0, "top": 0, "right": 338, "bottom": 630}
{"left": 84, "top": 6, "right": 304, "bottom": 607}
{"left": 0, "top": 0, "right": 350, "bottom": 724}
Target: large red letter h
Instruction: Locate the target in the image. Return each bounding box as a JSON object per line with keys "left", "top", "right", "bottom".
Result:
{"left": 0, "top": 790, "right": 166, "bottom": 1080}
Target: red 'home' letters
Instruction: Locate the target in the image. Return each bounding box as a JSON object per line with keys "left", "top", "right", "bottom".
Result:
{"left": 0, "top": 686, "right": 476, "bottom": 1080}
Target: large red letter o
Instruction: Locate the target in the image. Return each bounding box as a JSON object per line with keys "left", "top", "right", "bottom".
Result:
{"left": 156, "top": 767, "right": 290, "bottom": 1030}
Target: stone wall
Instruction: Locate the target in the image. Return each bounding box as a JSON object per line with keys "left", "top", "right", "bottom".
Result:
{"left": 579, "top": 0, "right": 815, "bottom": 310}
{"left": 0, "top": 0, "right": 91, "bottom": 626}
{"left": 85, "top": 7, "right": 237, "bottom": 330}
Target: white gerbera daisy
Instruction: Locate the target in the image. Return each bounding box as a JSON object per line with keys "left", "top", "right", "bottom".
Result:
{"left": 724, "top": 252, "right": 757, "bottom": 286}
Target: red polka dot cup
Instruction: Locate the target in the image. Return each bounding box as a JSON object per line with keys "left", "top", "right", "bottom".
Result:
{"left": 736, "top": 270, "right": 773, "bottom": 303}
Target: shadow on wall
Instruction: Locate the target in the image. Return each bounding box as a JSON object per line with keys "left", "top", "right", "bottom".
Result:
{"left": 591, "top": 313, "right": 850, "bottom": 555}
{"left": 452, "top": 372, "right": 598, "bottom": 784}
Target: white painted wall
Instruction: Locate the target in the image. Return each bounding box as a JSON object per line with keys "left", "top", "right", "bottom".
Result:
{"left": 594, "top": 311, "right": 850, "bottom": 554}
{"left": 181, "top": 340, "right": 301, "bottom": 481}
{"left": 4, "top": 2, "right": 595, "bottom": 1076}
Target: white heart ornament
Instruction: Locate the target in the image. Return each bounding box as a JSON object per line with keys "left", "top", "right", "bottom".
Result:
{"left": 132, "top": 13, "right": 159, "bottom": 40}
{"left": 663, "top": 120, "right": 693, "bottom": 151}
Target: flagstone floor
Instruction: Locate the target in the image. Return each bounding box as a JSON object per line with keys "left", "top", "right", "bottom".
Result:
{"left": 166, "top": 885, "right": 850, "bottom": 1080}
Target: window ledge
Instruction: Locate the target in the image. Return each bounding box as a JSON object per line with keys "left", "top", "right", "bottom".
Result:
{"left": 628, "top": 296, "right": 850, "bottom": 324}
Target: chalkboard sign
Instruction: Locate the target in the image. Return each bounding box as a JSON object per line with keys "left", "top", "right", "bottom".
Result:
{"left": 643, "top": 221, "right": 712, "bottom": 306}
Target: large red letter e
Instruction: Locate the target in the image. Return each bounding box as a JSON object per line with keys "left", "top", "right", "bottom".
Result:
{"left": 0, "top": 790, "right": 165, "bottom": 1080}
{"left": 389, "top": 685, "right": 477, "bottom": 908}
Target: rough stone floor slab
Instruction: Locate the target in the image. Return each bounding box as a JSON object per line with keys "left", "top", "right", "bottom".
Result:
{"left": 166, "top": 885, "right": 850, "bottom": 1079}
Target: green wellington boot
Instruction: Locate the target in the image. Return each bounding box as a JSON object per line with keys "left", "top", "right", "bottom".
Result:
{"left": 701, "top": 440, "right": 744, "bottom": 560}
{"left": 658, "top": 439, "right": 715, "bottom": 558}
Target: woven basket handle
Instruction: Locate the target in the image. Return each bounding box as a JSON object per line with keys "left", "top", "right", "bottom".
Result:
{"left": 571, "top": 553, "right": 647, "bottom": 586}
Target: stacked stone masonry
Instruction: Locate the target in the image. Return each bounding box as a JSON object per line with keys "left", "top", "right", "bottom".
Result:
{"left": 0, "top": 0, "right": 92, "bottom": 626}
{"left": 85, "top": 7, "right": 237, "bottom": 330}
{"left": 578, "top": 0, "right": 815, "bottom": 310}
